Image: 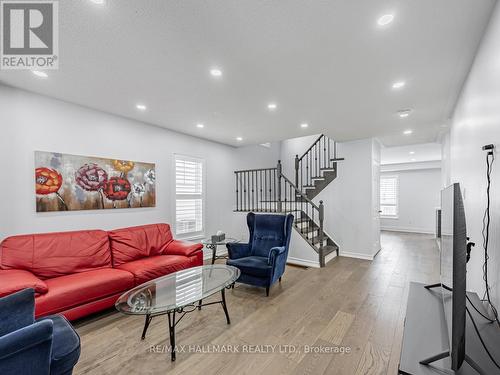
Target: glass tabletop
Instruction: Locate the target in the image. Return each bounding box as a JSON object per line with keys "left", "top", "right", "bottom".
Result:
{"left": 115, "top": 265, "right": 240, "bottom": 315}
{"left": 201, "top": 237, "right": 240, "bottom": 245}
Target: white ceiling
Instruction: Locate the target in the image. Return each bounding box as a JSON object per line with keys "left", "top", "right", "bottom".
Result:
{"left": 0, "top": 0, "right": 495, "bottom": 147}
{"left": 381, "top": 142, "right": 442, "bottom": 165}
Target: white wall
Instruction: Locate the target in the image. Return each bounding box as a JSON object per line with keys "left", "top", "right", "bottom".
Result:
{"left": 0, "top": 85, "right": 280, "bottom": 246}
{"left": 449, "top": 1, "right": 500, "bottom": 304}
{"left": 441, "top": 132, "right": 451, "bottom": 188}
{"left": 380, "top": 167, "right": 441, "bottom": 234}
{"left": 279, "top": 134, "right": 320, "bottom": 180}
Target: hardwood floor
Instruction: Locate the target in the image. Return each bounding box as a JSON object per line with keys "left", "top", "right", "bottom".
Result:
{"left": 73, "top": 231, "right": 440, "bottom": 375}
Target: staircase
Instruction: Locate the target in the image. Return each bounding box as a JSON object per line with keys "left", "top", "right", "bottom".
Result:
{"left": 233, "top": 134, "right": 343, "bottom": 267}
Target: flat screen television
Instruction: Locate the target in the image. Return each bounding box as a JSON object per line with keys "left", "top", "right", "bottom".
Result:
{"left": 440, "top": 182, "right": 467, "bottom": 370}
{"left": 420, "top": 183, "right": 467, "bottom": 371}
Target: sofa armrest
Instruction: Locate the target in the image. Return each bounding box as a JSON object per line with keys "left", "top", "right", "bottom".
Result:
{"left": 0, "top": 270, "right": 48, "bottom": 298}
{"left": 227, "top": 242, "right": 251, "bottom": 260}
{"left": 0, "top": 319, "right": 53, "bottom": 372}
{"left": 165, "top": 240, "right": 203, "bottom": 257}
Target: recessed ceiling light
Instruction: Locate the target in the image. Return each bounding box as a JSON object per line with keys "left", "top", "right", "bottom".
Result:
{"left": 404, "top": 130, "right": 413, "bottom": 135}
{"left": 136, "top": 104, "right": 147, "bottom": 111}
{"left": 392, "top": 81, "right": 405, "bottom": 89}
{"left": 411, "top": 158, "right": 416, "bottom": 162}
{"left": 196, "top": 123, "right": 204, "bottom": 128}
{"left": 236, "top": 137, "right": 243, "bottom": 141}
{"left": 409, "top": 151, "right": 415, "bottom": 155}
{"left": 377, "top": 14, "right": 394, "bottom": 26}
{"left": 267, "top": 103, "right": 277, "bottom": 110}
{"left": 300, "top": 123, "right": 309, "bottom": 128}
{"left": 210, "top": 68, "right": 222, "bottom": 77}
{"left": 398, "top": 109, "right": 412, "bottom": 118}
{"left": 32, "top": 70, "right": 48, "bottom": 78}
{"left": 90, "top": 0, "right": 105, "bottom": 4}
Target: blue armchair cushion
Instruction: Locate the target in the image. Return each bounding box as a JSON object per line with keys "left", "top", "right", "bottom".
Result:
{"left": 0, "top": 288, "right": 35, "bottom": 337}
{"left": 37, "top": 315, "right": 81, "bottom": 375}
{"left": 250, "top": 214, "right": 287, "bottom": 257}
{"left": 227, "top": 256, "right": 272, "bottom": 278}
{"left": 226, "top": 242, "right": 251, "bottom": 260}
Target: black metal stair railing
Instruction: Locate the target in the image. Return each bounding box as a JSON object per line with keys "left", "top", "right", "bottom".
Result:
{"left": 234, "top": 161, "right": 326, "bottom": 265}
{"left": 234, "top": 167, "right": 279, "bottom": 213}
{"left": 280, "top": 171, "right": 325, "bottom": 264}
{"left": 295, "top": 134, "right": 339, "bottom": 193}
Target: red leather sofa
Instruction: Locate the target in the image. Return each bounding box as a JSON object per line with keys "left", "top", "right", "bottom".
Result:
{"left": 0, "top": 223, "right": 203, "bottom": 320}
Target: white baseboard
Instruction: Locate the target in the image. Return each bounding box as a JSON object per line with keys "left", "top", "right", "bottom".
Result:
{"left": 287, "top": 256, "right": 320, "bottom": 268}
{"left": 213, "top": 253, "right": 335, "bottom": 269}
{"left": 381, "top": 227, "right": 435, "bottom": 235}
{"left": 339, "top": 251, "right": 374, "bottom": 261}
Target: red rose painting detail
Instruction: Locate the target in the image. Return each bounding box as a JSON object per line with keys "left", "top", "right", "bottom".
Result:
{"left": 35, "top": 151, "right": 156, "bottom": 212}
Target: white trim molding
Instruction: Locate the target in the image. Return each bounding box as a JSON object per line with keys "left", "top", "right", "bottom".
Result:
{"left": 381, "top": 227, "right": 435, "bottom": 235}
{"left": 339, "top": 251, "right": 374, "bottom": 261}
{"left": 287, "top": 256, "right": 321, "bottom": 268}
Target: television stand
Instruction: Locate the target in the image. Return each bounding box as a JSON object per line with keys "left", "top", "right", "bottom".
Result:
{"left": 418, "top": 284, "right": 487, "bottom": 375}
{"left": 399, "top": 282, "right": 500, "bottom": 375}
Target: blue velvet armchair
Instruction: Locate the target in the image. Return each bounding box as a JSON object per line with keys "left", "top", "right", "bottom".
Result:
{"left": 0, "top": 289, "right": 81, "bottom": 375}
{"left": 227, "top": 213, "right": 294, "bottom": 296}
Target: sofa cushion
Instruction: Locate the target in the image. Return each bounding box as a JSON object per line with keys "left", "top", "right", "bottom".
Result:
{"left": 117, "top": 255, "right": 193, "bottom": 285}
{"left": 0, "top": 230, "right": 111, "bottom": 279}
{"left": 0, "top": 270, "right": 48, "bottom": 298}
{"left": 36, "top": 315, "right": 80, "bottom": 375}
{"left": 108, "top": 224, "right": 173, "bottom": 267}
{"left": 35, "top": 268, "right": 134, "bottom": 316}
{"left": 227, "top": 256, "right": 272, "bottom": 278}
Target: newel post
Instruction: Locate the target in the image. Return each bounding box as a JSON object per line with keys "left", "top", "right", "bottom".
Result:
{"left": 294, "top": 154, "right": 299, "bottom": 188}
{"left": 277, "top": 160, "right": 282, "bottom": 212}
{"left": 276, "top": 160, "right": 283, "bottom": 212}
{"left": 319, "top": 200, "right": 325, "bottom": 267}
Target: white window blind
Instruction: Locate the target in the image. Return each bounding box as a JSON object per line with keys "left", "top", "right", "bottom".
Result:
{"left": 175, "top": 155, "right": 204, "bottom": 237}
{"left": 380, "top": 176, "right": 398, "bottom": 217}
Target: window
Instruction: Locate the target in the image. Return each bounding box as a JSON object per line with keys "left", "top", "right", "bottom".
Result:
{"left": 380, "top": 176, "right": 398, "bottom": 218}
{"left": 175, "top": 155, "right": 204, "bottom": 238}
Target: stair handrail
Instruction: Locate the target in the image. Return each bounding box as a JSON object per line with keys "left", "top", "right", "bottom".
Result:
{"left": 279, "top": 172, "right": 320, "bottom": 211}
{"left": 297, "top": 134, "right": 324, "bottom": 161}
{"left": 234, "top": 166, "right": 277, "bottom": 173}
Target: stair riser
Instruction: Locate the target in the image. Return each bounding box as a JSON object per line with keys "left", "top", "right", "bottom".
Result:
{"left": 304, "top": 165, "right": 338, "bottom": 200}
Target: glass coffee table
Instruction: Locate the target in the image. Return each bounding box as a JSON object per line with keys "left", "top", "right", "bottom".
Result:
{"left": 115, "top": 265, "right": 240, "bottom": 361}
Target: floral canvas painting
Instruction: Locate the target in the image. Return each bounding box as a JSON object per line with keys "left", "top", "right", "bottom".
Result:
{"left": 35, "top": 151, "right": 156, "bottom": 212}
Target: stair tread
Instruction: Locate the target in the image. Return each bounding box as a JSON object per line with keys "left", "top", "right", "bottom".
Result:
{"left": 295, "top": 217, "right": 311, "bottom": 223}
{"left": 297, "top": 225, "right": 319, "bottom": 233}
{"left": 322, "top": 245, "right": 337, "bottom": 256}
{"left": 311, "top": 236, "right": 328, "bottom": 245}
